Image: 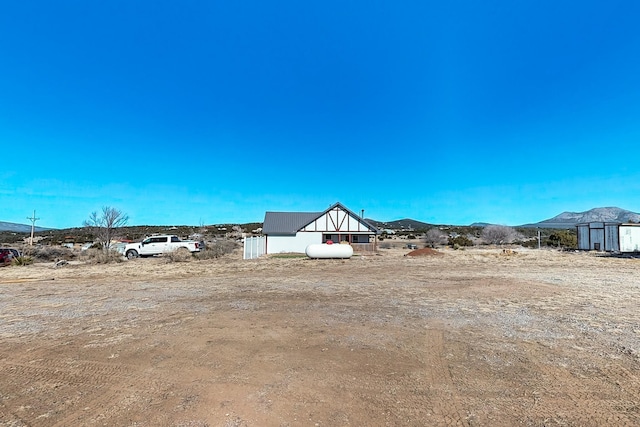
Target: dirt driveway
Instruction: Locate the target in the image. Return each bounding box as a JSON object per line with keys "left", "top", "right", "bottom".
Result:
{"left": 1, "top": 248, "right": 639, "bottom": 426}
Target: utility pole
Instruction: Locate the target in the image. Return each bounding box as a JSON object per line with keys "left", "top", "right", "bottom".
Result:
{"left": 27, "top": 210, "right": 40, "bottom": 246}
{"left": 537, "top": 229, "right": 541, "bottom": 249}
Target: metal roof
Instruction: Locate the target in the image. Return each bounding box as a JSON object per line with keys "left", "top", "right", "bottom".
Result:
{"left": 262, "top": 211, "right": 322, "bottom": 235}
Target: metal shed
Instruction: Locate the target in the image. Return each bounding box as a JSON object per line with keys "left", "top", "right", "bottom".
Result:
{"left": 576, "top": 222, "right": 640, "bottom": 252}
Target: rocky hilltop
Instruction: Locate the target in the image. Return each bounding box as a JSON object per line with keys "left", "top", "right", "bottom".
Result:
{"left": 529, "top": 207, "right": 640, "bottom": 228}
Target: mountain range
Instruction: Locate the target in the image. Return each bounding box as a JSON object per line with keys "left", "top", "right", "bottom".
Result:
{"left": 0, "top": 221, "right": 51, "bottom": 233}
{"left": 369, "top": 207, "right": 640, "bottom": 230}
{"left": 1, "top": 207, "right": 639, "bottom": 232}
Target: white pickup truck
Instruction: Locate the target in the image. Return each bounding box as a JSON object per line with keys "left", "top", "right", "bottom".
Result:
{"left": 124, "top": 235, "right": 201, "bottom": 259}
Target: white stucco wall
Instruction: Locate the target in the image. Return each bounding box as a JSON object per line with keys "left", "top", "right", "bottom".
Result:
{"left": 266, "top": 232, "right": 323, "bottom": 254}
{"left": 620, "top": 225, "right": 640, "bottom": 252}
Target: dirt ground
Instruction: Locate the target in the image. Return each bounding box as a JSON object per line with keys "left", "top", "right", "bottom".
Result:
{"left": 1, "top": 247, "right": 640, "bottom": 426}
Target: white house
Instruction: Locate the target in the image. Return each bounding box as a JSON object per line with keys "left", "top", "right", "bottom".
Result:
{"left": 576, "top": 222, "right": 640, "bottom": 252}
{"left": 262, "top": 202, "right": 379, "bottom": 254}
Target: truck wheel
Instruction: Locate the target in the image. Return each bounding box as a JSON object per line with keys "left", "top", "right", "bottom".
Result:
{"left": 126, "top": 250, "right": 139, "bottom": 260}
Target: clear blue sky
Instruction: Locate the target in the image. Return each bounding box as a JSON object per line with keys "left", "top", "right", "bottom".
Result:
{"left": 2, "top": 1, "right": 639, "bottom": 228}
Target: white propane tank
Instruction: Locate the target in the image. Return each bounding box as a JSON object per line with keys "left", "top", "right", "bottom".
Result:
{"left": 305, "top": 243, "right": 353, "bottom": 259}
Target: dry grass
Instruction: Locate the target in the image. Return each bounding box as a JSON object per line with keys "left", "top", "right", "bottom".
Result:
{"left": 199, "top": 239, "right": 239, "bottom": 258}
{"left": 78, "top": 248, "right": 124, "bottom": 264}
{"left": 164, "top": 247, "right": 194, "bottom": 263}
{"left": 0, "top": 246, "right": 627, "bottom": 287}
{"left": 2, "top": 247, "right": 640, "bottom": 426}
{"left": 21, "top": 245, "right": 76, "bottom": 262}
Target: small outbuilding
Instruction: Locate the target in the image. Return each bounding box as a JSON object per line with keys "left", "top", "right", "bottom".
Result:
{"left": 262, "top": 202, "right": 379, "bottom": 254}
{"left": 576, "top": 222, "right": 640, "bottom": 252}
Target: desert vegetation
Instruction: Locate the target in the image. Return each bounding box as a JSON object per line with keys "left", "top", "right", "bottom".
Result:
{"left": 78, "top": 248, "right": 125, "bottom": 264}
{"left": 1, "top": 214, "right": 581, "bottom": 267}
{"left": 22, "top": 245, "right": 76, "bottom": 262}
{"left": 481, "top": 224, "right": 521, "bottom": 245}
{"left": 424, "top": 228, "right": 447, "bottom": 247}
{"left": 10, "top": 255, "right": 33, "bottom": 266}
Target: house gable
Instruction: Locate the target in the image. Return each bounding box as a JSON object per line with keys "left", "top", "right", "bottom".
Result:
{"left": 300, "top": 203, "right": 377, "bottom": 234}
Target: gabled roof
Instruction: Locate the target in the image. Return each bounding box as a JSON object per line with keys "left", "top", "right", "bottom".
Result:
{"left": 262, "top": 202, "right": 379, "bottom": 235}
{"left": 323, "top": 202, "right": 379, "bottom": 233}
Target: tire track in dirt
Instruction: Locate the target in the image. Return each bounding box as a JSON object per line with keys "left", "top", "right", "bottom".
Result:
{"left": 0, "top": 356, "right": 149, "bottom": 427}
{"left": 0, "top": 358, "right": 133, "bottom": 386}
{"left": 519, "top": 342, "right": 640, "bottom": 426}
{"left": 0, "top": 398, "right": 30, "bottom": 427}
{"left": 421, "top": 327, "right": 469, "bottom": 427}
{"left": 2, "top": 249, "right": 639, "bottom": 425}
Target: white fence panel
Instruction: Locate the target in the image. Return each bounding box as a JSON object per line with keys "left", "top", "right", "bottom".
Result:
{"left": 243, "top": 236, "right": 266, "bottom": 259}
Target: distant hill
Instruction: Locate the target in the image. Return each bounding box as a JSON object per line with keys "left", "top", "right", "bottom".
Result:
{"left": 522, "top": 207, "right": 640, "bottom": 229}
{"left": 367, "top": 207, "right": 640, "bottom": 231}
{"left": 365, "top": 218, "right": 432, "bottom": 231}
{"left": 5, "top": 207, "right": 638, "bottom": 234}
{"left": 0, "top": 221, "right": 52, "bottom": 233}
{"left": 470, "top": 222, "right": 492, "bottom": 227}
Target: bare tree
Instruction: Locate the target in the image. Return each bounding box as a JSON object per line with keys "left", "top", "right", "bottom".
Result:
{"left": 481, "top": 225, "right": 518, "bottom": 246}
{"left": 83, "top": 206, "right": 129, "bottom": 251}
{"left": 424, "top": 228, "right": 447, "bottom": 248}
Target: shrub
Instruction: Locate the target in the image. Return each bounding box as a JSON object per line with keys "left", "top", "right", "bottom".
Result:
{"left": 448, "top": 235, "right": 473, "bottom": 247}
{"left": 26, "top": 246, "right": 75, "bottom": 263}
{"left": 518, "top": 239, "right": 539, "bottom": 248}
{"left": 165, "top": 248, "right": 193, "bottom": 263}
{"left": 80, "top": 248, "right": 124, "bottom": 264}
{"left": 194, "top": 249, "right": 219, "bottom": 260}
{"left": 481, "top": 225, "right": 519, "bottom": 245}
{"left": 547, "top": 230, "right": 577, "bottom": 249}
{"left": 12, "top": 256, "right": 33, "bottom": 266}
{"left": 424, "top": 228, "right": 447, "bottom": 248}
{"left": 195, "top": 239, "right": 238, "bottom": 259}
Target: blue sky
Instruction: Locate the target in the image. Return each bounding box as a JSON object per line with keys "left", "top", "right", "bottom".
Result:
{"left": 2, "top": 1, "right": 640, "bottom": 228}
